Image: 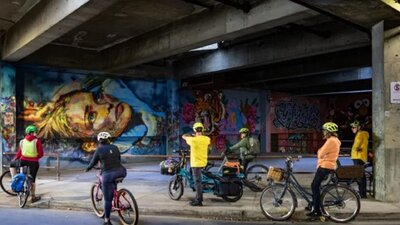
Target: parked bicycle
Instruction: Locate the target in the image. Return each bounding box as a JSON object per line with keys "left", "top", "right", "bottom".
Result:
{"left": 260, "top": 156, "right": 360, "bottom": 222}
{"left": 90, "top": 168, "right": 139, "bottom": 225}
{"left": 0, "top": 168, "right": 17, "bottom": 196}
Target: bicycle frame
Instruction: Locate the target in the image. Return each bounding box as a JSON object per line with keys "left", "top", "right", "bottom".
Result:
{"left": 282, "top": 171, "right": 313, "bottom": 206}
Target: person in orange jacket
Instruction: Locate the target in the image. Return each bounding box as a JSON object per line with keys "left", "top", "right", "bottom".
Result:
{"left": 350, "top": 120, "right": 369, "bottom": 198}
{"left": 307, "top": 122, "right": 341, "bottom": 219}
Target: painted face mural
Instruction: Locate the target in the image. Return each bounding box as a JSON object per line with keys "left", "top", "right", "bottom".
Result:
{"left": 19, "top": 76, "right": 168, "bottom": 155}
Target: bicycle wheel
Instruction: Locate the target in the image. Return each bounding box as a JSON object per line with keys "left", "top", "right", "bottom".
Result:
{"left": 321, "top": 184, "right": 360, "bottom": 223}
{"left": 0, "top": 170, "right": 17, "bottom": 196}
{"left": 18, "top": 180, "right": 30, "bottom": 208}
{"left": 168, "top": 175, "right": 184, "bottom": 200}
{"left": 246, "top": 164, "right": 269, "bottom": 190}
{"left": 90, "top": 184, "right": 105, "bottom": 218}
{"left": 260, "top": 183, "right": 296, "bottom": 221}
{"left": 117, "top": 188, "right": 139, "bottom": 225}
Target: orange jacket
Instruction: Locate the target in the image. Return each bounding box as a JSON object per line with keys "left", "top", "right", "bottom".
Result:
{"left": 317, "top": 136, "right": 341, "bottom": 170}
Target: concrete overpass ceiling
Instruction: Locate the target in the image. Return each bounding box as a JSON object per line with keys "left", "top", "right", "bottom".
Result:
{"left": 2, "top": 0, "right": 316, "bottom": 73}
{"left": 0, "top": 0, "right": 41, "bottom": 37}
{"left": 290, "top": 0, "right": 400, "bottom": 31}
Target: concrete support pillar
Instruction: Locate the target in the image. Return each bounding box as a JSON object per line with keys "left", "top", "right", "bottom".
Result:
{"left": 0, "top": 62, "right": 17, "bottom": 174}
{"left": 372, "top": 22, "right": 400, "bottom": 202}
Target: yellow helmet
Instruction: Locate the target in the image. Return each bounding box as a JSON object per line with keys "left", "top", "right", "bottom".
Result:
{"left": 239, "top": 128, "right": 249, "bottom": 134}
{"left": 350, "top": 120, "right": 360, "bottom": 128}
{"left": 193, "top": 122, "right": 204, "bottom": 132}
{"left": 322, "top": 122, "right": 338, "bottom": 132}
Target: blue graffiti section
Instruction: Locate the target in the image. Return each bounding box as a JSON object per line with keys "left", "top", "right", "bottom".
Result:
{"left": 273, "top": 100, "right": 320, "bottom": 130}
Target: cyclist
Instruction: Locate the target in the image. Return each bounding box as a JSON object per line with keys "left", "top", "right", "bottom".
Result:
{"left": 227, "top": 127, "right": 254, "bottom": 172}
{"left": 182, "top": 122, "right": 210, "bottom": 206}
{"left": 85, "top": 132, "right": 127, "bottom": 225}
{"left": 350, "top": 120, "right": 369, "bottom": 198}
{"left": 307, "top": 122, "right": 340, "bottom": 219}
{"left": 10, "top": 125, "right": 44, "bottom": 203}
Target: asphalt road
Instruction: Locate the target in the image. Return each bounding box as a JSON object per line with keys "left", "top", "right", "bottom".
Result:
{"left": 1, "top": 206, "right": 400, "bottom": 225}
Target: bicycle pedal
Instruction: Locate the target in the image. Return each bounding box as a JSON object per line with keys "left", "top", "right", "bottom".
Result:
{"left": 319, "top": 216, "right": 326, "bottom": 222}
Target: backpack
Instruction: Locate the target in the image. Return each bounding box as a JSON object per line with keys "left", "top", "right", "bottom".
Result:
{"left": 11, "top": 173, "right": 26, "bottom": 192}
{"left": 247, "top": 136, "right": 260, "bottom": 155}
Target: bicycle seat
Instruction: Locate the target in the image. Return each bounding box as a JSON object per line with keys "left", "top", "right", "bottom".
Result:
{"left": 115, "top": 177, "right": 124, "bottom": 183}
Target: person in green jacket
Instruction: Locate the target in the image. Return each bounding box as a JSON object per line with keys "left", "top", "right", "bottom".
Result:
{"left": 227, "top": 128, "right": 254, "bottom": 172}
{"left": 350, "top": 120, "right": 369, "bottom": 198}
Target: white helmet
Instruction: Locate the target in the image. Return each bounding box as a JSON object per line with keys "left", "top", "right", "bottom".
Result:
{"left": 97, "top": 132, "right": 111, "bottom": 142}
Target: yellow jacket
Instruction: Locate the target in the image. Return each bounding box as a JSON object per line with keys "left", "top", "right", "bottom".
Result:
{"left": 351, "top": 130, "right": 369, "bottom": 163}
{"left": 184, "top": 135, "right": 210, "bottom": 167}
{"left": 317, "top": 136, "right": 341, "bottom": 170}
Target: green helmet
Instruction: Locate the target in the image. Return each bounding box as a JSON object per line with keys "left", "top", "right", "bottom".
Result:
{"left": 193, "top": 122, "right": 204, "bottom": 132}
{"left": 350, "top": 120, "right": 360, "bottom": 128}
{"left": 322, "top": 122, "right": 338, "bottom": 133}
{"left": 25, "top": 125, "right": 38, "bottom": 134}
{"left": 239, "top": 127, "right": 249, "bottom": 134}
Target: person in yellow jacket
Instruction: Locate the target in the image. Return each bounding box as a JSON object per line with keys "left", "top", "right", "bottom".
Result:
{"left": 307, "top": 122, "right": 340, "bottom": 219}
{"left": 182, "top": 122, "right": 210, "bottom": 206}
{"left": 350, "top": 120, "right": 369, "bottom": 198}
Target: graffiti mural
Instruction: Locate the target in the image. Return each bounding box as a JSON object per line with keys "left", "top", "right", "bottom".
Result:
{"left": 0, "top": 64, "right": 16, "bottom": 156}
{"left": 273, "top": 99, "right": 320, "bottom": 130}
{"left": 180, "top": 89, "right": 262, "bottom": 153}
{"left": 16, "top": 68, "right": 176, "bottom": 163}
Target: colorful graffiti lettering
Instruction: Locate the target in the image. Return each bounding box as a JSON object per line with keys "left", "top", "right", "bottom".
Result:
{"left": 273, "top": 99, "right": 320, "bottom": 130}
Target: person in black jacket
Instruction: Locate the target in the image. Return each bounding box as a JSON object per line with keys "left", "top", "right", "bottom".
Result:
{"left": 85, "top": 131, "right": 127, "bottom": 225}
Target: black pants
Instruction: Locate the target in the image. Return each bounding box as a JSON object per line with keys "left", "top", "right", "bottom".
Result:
{"left": 353, "top": 159, "right": 367, "bottom": 196}
{"left": 10, "top": 159, "right": 40, "bottom": 182}
{"left": 191, "top": 167, "right": 203, "bottom": 203}
{"left": 311, "top": 167, "right": 333, "bottom": 213}
{"left": 239, "top": 157, "right": 253, "bottom": 173}
{"left": 102, "top": 167, "right": 127, "bottom": 219}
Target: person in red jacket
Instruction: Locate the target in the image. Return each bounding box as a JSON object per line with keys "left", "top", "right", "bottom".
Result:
{"left": 10, "top": 125, "right": 44, "bottom": 203}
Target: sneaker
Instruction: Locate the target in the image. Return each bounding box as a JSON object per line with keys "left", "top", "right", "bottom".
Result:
{"left": 31, "top": 196, "right": 41, "bottom": 203}
{"left": 190, "top": 201, "right": 203, "bottom": 206}
{"left": 306, "top": 210, "right": 321, "bottom": 217}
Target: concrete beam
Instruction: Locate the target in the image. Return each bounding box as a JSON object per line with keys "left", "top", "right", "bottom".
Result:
{"left": 101, "top": 0, "right": 314, "bottom": 71}
{"left": 175, "top": 21, "right": 370, "bottom": 78}
{"left": 1, "top": 0, "right": 119, "bottom": 61}
{"left": 265, "top": 67, "right": 372, "bottom": 90}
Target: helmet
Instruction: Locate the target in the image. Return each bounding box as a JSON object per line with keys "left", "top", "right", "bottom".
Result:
{"left": 192, "top": 122, "right": 204, "bottom": 132}
{"left": 97, "top": 132, "right": 111, "bottom": 142}
{"left": 350, "top": 120, "right": 360, "bottom": 128}
{"left": 322, "top": 122, "right": 338, "bottom": 133}
{"left": 25, "top": 125, "right": 38, "bottom": 134}
{"left": 239, "top": 128, "right": 249, "bottom": 134}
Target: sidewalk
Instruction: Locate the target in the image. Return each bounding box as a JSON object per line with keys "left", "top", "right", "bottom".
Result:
{"left": 1, "top": 162, "right": 400, "bottom": 222}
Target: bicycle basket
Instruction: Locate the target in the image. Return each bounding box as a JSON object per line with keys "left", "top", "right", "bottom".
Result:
{"left": 336, "top": 165, "right": 363, "bottom": 179}
{"left": 267, "top": 167, "right": 284, "bottom": 182}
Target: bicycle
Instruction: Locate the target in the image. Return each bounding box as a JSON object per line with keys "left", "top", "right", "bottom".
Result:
{"left": 168, "top": 149, "right": 243, "bottom": 202}
{"left": 245, "top": 159, "right": 269, "bottom": 190}
{"left": 0, "top": 168, "right": 17, "bottom": 196}
{"left": 260, "top": 156, "right": 360, "bottom": 222}
{"left": 90, "top": 168, "right": 139, "bottom": 225}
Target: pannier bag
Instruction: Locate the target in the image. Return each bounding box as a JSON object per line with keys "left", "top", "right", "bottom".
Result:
{"left": 160, "top": 158, "right": 179, "bottom": 175}
{"left": 336, "top": 165, "right": 364, "bottom": 179}
{"left": 222, "top": 161, "right": 243, "bottom": 176}
{"left": 267, "top": 166, "right": 284, "bottom": 182}
{"left": 216, "top": 181, "right": 242, "bottom": 196}
{"left": 11, "top": 173, "right": 26, "bottom": 192}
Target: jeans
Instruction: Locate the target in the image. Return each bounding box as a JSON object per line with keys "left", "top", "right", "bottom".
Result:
{"left": 191, "top": 167, "right": 203, "bottom": 203}
{"left": 311, "top": 167, "right": 333, "bottom": 213}
{"left": 102, "top": 167, "right": 127, "bottom": 219}
{"left": 353, "top": 159, "right": 367, "bottom": 196}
